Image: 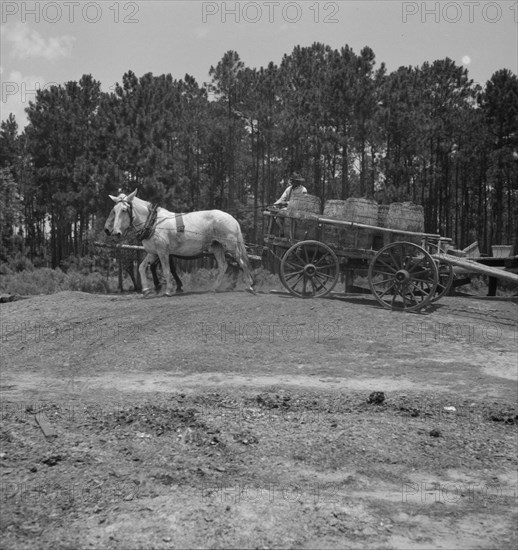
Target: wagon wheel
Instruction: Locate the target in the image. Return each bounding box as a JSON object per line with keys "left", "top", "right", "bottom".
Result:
{"left": 280, "top": 240, "right": 340, "bottom": 298}
{"left": 368, "top": 242, "right": 438, "bottom": 311}
{"left": 431, "top": 261, "right": 454, "bottom": 302}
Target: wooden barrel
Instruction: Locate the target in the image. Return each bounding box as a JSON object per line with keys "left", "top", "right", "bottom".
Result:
{"left": 372, "top": 205, "right": 390, "bottom": 250}
{"left": 290, "top": 213, "right": 320, "bottom": 240}
{"left": 322, "top": 200, "right": 347, "bottom": 247}
{"left": 286, "top": 194, "right": 321, "bottom": 217}
{"left": 323, "top": 200, "right": 348, "bottom": 219}
{"left": 386, "top": 202, "right": 425, "bottom": 244}
{"left": 322, "top": 198, "right": 378, "bottom": 249}
{"left": 286, "top": 194, "right": 321, "bottom": 240}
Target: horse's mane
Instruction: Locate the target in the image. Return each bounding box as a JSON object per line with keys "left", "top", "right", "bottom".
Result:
{"left": 132, "top": 196, "right": 151, "bottom": 208}
{"left": 115, "top": 192, "right": 176, "bottom": 217}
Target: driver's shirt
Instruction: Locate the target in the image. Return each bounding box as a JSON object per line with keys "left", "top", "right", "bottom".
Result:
{"left": 274, "top": 185, "right": 308, "bottom": 205}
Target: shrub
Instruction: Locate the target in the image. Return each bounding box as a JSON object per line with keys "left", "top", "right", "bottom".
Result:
{"left": 64, "top": 271, "right": 111, "bottom": 293}
{"left": 8, "top": 252, "right": 34, "bottom": 273}
{"left": 0, "top": 267, "right": 111, "bottom": 295}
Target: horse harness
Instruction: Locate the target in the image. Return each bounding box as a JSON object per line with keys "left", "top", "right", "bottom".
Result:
{"left": 124, "top": 201, "right": 185, "bottom": 240}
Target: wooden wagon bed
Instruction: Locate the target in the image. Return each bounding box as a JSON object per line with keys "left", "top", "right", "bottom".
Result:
{"left": 262, "top": 210, "right": 516, "bottom": 311}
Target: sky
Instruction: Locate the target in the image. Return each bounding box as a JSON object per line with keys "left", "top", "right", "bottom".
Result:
{"left": 1, "top": 0, "right": 517, "bottom": 128}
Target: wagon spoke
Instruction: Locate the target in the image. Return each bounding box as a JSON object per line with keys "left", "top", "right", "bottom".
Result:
{"left": 407, "top": 259, "right": 427, "bottom": 274}
{"left": 313, "top": 254, "right": 332, "bottom": 267}
{"left": 289, "top": 272, "right": 304, "bottom": 288}
{"left": 309, "top": 278, "right": 318, "bottom": 296}
{"left": 388, "top": 250, "right": 403, "bottom": 270}
{"left": 314, "top": 271, "right": 336, "bottom": 281}
{"left": 411, "top": 266, "right": 433, "bottom": 277}
{"left": 302, "top": 275, "right": 308, "bottom": 295}
{"left": 375, "top": 258, "right": 395, "bottom": 273}
{"left": 284, "top": 268, "right": 305, "bottom": 279}
{"left": 373, "top": 270, "right": 399, "bottom": 278}
{"left": 370, "top": 277, "right": 395, "bottom": 287}
{"left": 285, "top": 257, "right": 305, "bottom": 270}
{"left": 431, "top": 262, "right": 454, "bottom": 302}
{"left": 391, "top": 292, "right": 401, "bottom": 308}
{"left": 405, "top": 285, "right": 418, "bottom": 304}
{"left": 378, "top": 282, "right": 396, "bottom": 298}
{"left": 315, "top": 262, "right": 337, "bottom": 271}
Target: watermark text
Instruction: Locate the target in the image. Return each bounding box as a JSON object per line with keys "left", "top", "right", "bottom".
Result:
{"left": 402, "top": 1, "right": 517, "bottom": 23}
{"left": 201, "top": 1, "right": 340, "bottom": 24}
{"left": 1, "top": 1, "right": 140, "bottom": 24}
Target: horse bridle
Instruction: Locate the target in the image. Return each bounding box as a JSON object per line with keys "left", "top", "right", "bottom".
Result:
{"left": 117, "top": 199, "right": 136, "bottom": 229}
{"left": 117, "top": 199, "right": 158, "bottom": 240}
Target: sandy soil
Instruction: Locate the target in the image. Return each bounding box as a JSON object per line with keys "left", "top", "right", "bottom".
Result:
{"left": 0, "top": 286, "right": 516, "bottom": 549}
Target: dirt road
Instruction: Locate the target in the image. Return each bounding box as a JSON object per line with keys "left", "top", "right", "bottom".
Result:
{"left": 1, "top": 289, "right": 517, "bottom": 549}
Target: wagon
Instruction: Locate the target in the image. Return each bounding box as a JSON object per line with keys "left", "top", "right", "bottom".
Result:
{"left": 263, "top": 207, "right": 457, "bottom": 312}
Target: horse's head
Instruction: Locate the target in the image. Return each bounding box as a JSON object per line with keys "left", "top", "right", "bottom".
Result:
{"left": 104, "top": 189, "right": 137, "bottom": 237}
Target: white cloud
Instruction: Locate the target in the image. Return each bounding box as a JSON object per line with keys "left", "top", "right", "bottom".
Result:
{"left": 1, "top": 70, "right": 51, "bottom": 128}
{"left": 2, "top": 22, "right": 75, "bottom": 60}
{"left": 195, "top": 27, "right": 209, "bottom": 38}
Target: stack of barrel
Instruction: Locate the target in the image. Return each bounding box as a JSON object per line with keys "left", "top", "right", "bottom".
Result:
{"left": 285, "top": 195, "right": 425, "bottom": 250}
{"left": 379, "top": 202, "right": 425, "bottom": 245}
{"left": 286, "top": 194, "right": 321, "bottom": 240}
{"left": 322, "top": 198, "right": 378, "bottom": 249}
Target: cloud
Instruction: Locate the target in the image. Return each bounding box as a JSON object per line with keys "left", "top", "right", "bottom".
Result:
{"left": 195, "top": 27, "right": 209, "bottom": 38}
{"left": 2, "top": 23, "right": 75, "bottom": 60}
{"left": 1, "top": 70, "right": 52, "bottom": 127}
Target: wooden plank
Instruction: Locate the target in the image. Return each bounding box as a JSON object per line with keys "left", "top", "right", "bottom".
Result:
{"left": 317, "top": 217, "right": 443, "bottom": 239}
{"left": 433, "top": 254, "right": 518, "bottom": 284}
{"left": 451, "top": 277, "right": 472, "bottom": 289}
{"left": 94, "top": 241, "right": 262, "bottom": 263}
{"left": 34, "top": 412, "right": 57, "bottom": 440}
{"left": 264, "top": 211, "right": 449, "bottom": 240}
{"left": 94, "top": 242, "right": 145, "bottom": 251}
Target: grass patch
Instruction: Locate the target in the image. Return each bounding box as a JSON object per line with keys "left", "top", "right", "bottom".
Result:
{"left": 0, "top": 267, "right": 112, "bottom": 295}
{"left": 0, "top": 264, "right": 281, "bottom": 296}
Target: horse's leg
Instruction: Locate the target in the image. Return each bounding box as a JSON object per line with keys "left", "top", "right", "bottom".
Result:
{"left": 157, "top": 250, "right": 174, "bottom": 296}
{"left": 150, "top": 257, "right": 161, "bottom": 293}
{"left": 234, "top": 239, "right": 256, "bottom": 294}
{"left": 225, "top": 254, "right": 239, "bottom": 290}
{"left": 169, "top": 256, "right": 183, "bottom": 293}
{"left": 126, "top": 265, "right": 138, "bottom": 292}
{"left": 139, "top": 253, "right": 157, "bottom": 296}
{"left": 124, "top": 256, "right": 138, "bottom": 291}
{"left": 209, "top": 242, "right": 228, "bottom": 292}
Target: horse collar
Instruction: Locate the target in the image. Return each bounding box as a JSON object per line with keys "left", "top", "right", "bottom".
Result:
{"left": 125, "top": 201, "right": 134, "bottom": 226}
{"left": 135, "top": 203, "right": 159, "bottom": 241}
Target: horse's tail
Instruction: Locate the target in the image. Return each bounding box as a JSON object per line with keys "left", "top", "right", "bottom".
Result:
{"left": 235, "top": 230, "right": 255, "bottom": 290}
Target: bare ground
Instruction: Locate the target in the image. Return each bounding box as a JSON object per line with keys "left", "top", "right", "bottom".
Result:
{"left": 0, "top": 286, "right": 517, "bottom": 549}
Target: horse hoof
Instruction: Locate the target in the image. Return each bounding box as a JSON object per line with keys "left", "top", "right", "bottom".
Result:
{"left": 176, "top": 288, "right": 184, "bottom": 293}
{"left": 142, "top": 288, "right": 153, "bottom": 297}
{"left": 245, "top": 287, "right": 256, "bottom": 295}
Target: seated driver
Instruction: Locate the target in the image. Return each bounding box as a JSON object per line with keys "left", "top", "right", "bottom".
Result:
{"left": 272, "top": 172, "right": 307, "bottom": 236}
{"left": 274, "top": 172, "right": 307, "bottom": 208}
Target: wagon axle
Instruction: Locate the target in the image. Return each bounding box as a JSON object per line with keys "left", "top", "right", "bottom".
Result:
{"left": 394, "top": 269, "right": 411, "bottom": 284}
{"left": 304, "top": 264, "right": 318, "bottom": 277}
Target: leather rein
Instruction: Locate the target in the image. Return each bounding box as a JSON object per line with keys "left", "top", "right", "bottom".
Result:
{"left": 122, "top": 200, "right": 159, "bottom": 241}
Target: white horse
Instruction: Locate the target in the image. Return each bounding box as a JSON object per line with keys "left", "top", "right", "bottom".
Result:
{"left": 104, "top": 189, "right": 255, "bottom": 296}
